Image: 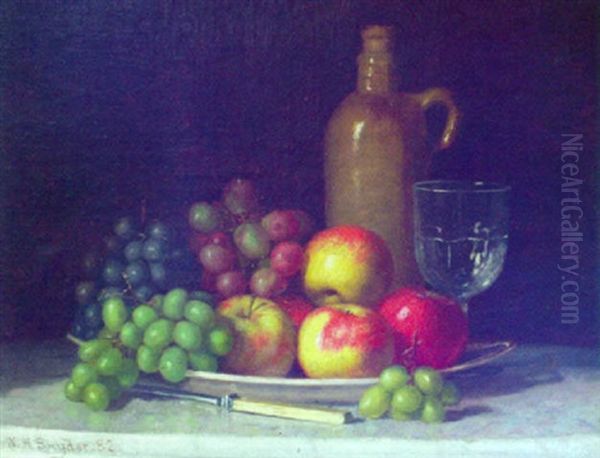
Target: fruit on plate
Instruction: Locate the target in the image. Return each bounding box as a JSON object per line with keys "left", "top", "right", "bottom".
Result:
{"left": 270, "top": 241, "right": 305, "bottom": 278}
{"left": 274, "top": 295, "right": 315, "bottom": 328}
{"left": 297, "top": 304, "right": 394, "bottom": 378}
{"left": 72, "top": 215, "right": 199, "bottom": 341}
{"left": 303, "top": 225, "right": 394, "bottom": 308}
{"left": 65, "top": 287, "right": 231, "bottom": 412}
{"left": 223, "top": 178, "right": 260, "bottom": 217}
{"left": 379, "top": 287, "right": 468, "bottom": 370}
{"left": 261, "top": 210, "right": 314, "bottom": 242}
{"left": 216, "top": 295, "right": 296, "bottom": 377}
{"left": 188, "top": 178, "right": 317, "bottom": 300}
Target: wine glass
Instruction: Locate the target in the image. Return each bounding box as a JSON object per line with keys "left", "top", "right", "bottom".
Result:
{"left": 413, "top": 181, "right": 510, "bottom": 313}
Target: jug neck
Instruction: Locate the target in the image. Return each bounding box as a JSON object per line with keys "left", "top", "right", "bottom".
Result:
{"left": 356, "top": 25, "right": 397, "bottom": 94}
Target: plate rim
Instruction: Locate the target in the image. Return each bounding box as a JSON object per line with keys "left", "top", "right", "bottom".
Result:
{"left": 185, "top": 340, "right": 516, "bottom": 386}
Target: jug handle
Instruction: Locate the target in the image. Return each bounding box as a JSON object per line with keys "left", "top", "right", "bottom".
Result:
{"left": 415, "top": 88, "right": 460, "bottom": 151}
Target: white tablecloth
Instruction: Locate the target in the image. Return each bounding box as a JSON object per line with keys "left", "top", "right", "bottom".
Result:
{"left": 1, "top": 340, "right": 599, "bottom": 457}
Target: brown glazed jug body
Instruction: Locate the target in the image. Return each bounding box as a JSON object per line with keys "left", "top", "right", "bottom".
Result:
{"left": 324, "top": 25, "right": 460, "bottom": 288}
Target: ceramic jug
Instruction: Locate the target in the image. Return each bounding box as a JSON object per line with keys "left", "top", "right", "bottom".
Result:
{"left": 324, "top": 25, "right": 460, "bottom": 287}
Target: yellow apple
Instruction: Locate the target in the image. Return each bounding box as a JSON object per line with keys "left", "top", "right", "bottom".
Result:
{"left": 298, "top": 303, "right": 394, "bottom": 378}
{"left": 216, "top": 295, "right": 296, "bottom": 377}
{"left": 303, "top": 225, "right": 394, "bottom": 307}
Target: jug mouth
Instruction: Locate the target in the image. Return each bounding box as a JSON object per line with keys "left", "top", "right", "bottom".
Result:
{"left": 414, "top": 180, "right": 511, "bottom": 194}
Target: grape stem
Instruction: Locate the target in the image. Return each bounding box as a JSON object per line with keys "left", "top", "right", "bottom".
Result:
{"left": 140, "top": 198, "right": 147, "bottom": 225}
{"left": 66, "top": 334, "right": 84, "bottom": 346}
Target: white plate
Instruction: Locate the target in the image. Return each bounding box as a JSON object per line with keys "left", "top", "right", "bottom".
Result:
{"left": 181, "top": 341, "right": 516, "bottom": 404}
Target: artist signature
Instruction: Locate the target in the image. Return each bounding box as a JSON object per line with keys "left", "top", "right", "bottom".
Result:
{"left": 3, "top": 435, "right": 117, "bottom": 456}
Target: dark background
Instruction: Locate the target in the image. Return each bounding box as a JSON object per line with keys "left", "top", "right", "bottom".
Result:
{"left": 1, "top": 1, "right": 598, "bottom": 345}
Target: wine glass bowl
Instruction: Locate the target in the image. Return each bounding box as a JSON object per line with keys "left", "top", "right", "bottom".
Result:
{"left": 413, "top": 181, "right": 510, "bottom": 312}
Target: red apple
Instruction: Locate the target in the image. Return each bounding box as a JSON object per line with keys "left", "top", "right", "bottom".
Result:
{"left": 298, "top": 304, "right": 394, "bottom": 378}
{"left": 275, "top": 295, "right": 315, "bottom": 328}
{"left": 379, "top": 287, "right": 468, "bottom": 370}
{"left": 216, "top": 295, "right": 296, "bottom": 377}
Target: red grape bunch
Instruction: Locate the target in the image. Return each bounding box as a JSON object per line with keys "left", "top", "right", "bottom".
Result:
{"left": 188, "top": 178, "right": 315, "bottom": 300}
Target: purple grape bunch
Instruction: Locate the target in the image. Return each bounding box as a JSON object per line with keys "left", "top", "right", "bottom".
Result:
{"left": 71, "top": 217, "right": 200, "bottom": 340}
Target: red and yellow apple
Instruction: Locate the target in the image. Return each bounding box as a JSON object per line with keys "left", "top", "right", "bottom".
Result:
{"left": 379, "top": 287, "right": 468, "bottom": 370}
{"left": 303, "top": 225, "right": 394, "bottom": 308}
{"left": 216, "top": 295, "right": 296, "bottom": 377}
{"left": 297, "top": 303, "right": 394, "bottom": 378}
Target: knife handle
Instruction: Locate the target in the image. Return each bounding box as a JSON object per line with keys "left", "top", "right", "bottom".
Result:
{"left": 231, "top": 398, "right": 353, "bottom": 425}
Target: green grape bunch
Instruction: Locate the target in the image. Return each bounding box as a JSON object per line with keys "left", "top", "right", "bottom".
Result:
{"left": 358, "top": 365, "right": 460, "bottom": 423}
{"left": 65, "top": 287, "right": 234, "bottom": 411}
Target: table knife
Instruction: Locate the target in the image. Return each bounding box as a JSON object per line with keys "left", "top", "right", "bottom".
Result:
{"left": 131, "top": 385, "right": 355, "bottom": 425}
